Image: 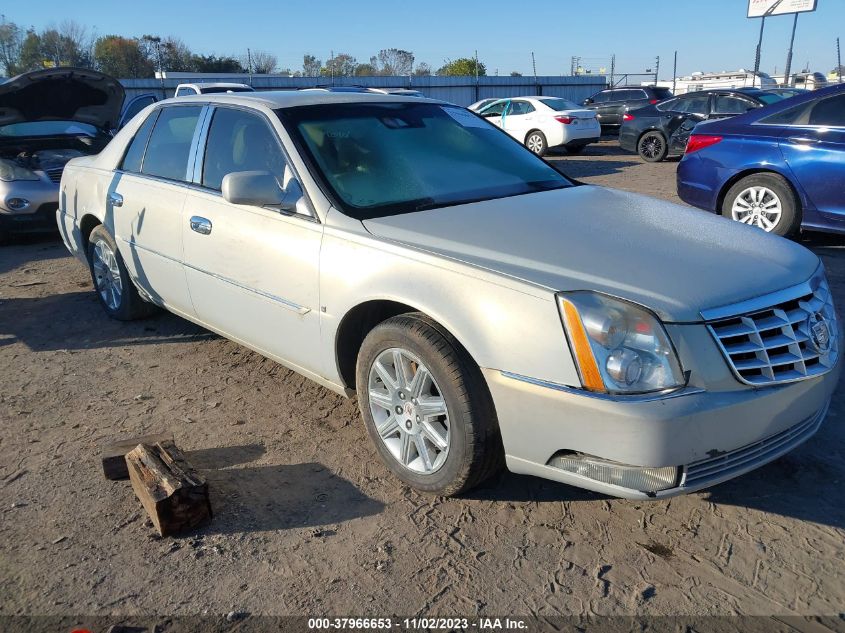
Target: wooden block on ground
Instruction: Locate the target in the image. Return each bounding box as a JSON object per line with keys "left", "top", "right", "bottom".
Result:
{"left": 126, "top": 440, "right": 212, "bottom": 537}
{"left": 101, "top": 432, "right": 174, "bottom": 480}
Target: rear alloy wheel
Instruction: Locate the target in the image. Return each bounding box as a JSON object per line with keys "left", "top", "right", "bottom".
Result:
{"left": 356, "top": 313, "right": 503, "bottom": 496}
{"left": 722, "top": 173, "right": 798, "bottom": 237}
{"left": 525, "top": 130, "right": 548, "bottom": 156}
{"left": 86, "top": 225, "right": 157, "bottom": 320}
{"left": 637, "top": 131, "right": 667, "bottom": 162}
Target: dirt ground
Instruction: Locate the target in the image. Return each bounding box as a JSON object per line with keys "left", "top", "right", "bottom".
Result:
{"left": 2, "top": 140, "right": 844, "bottom": 622}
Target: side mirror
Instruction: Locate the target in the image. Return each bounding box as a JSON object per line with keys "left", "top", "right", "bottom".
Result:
{"left": 222, "top": 171, "right": 284, "bottom": 207}
{"left": 582, "top": 98, "right": 593, "bottom": 105}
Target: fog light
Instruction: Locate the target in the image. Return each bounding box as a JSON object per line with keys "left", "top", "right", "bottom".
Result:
{"left": 549, "top": 452, "right": 678, "bottom": 492}
{"left": 6, "top": 197, "right": 30, "bottom": 211}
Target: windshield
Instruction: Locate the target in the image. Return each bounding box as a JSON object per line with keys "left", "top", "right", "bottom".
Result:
{"left": 538, "top": 98, "right": 581, "bottom": 111}
{"left": 278, "top": 102, "right": 571, "bottom": 220}
{"left": 0, "top": 120, "right": 99, "bottom": 137}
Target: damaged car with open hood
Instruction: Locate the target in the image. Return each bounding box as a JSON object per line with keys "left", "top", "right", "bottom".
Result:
{"left": 0, "top": 67, "right": 154, "bottom": 239}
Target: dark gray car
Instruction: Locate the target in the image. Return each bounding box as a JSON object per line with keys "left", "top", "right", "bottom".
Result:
{"left": 582, "top": 86, "right": 673, "bottom": 131}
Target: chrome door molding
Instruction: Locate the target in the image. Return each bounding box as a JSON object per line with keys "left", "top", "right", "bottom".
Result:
{"left": 121, "top": 237, "right": 311, "bottom": 315}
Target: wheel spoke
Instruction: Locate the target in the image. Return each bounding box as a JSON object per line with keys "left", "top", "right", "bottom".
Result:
{"left": 369, "top": 388, "right": 393, "bottom": 411}
{"left": 392, "top": 350, "right": 409, "bottom": 388}
{"left": 377, "top": 415, "right": 399, "bottom": 439}
{"left": 418, "top": 396, "right": 447, "bottom": 418}
{"left": 400, "top": 431, "right": 413, "bottom": 465}
{"left": 421, "top": 421, "right": 448, "bottom": 451}
{"left": 408, "top": 365, "right": 429, "bottom": 398}
{"left": 734, "top": 198, "right": 753, "bottom": 211}
{"left": 414, "top": 435, "right": 433, "bottom": 471}
{"left": 373, "top": 360, "right": 398, "bottom": 391}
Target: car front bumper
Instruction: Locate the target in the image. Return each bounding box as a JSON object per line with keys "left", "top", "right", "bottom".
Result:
{"left": 0, "top": 178, "right": 60, "bottom": 234}
{"left": 483, "top": 362, "right": 839, "bottom": 499}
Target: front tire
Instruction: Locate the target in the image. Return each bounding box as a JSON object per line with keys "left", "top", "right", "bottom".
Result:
{"left": 525, "top": 130, "right": 548, "bottom": 156}
{"left": 356, "top": 313, "right": 503, "bottom": 496}
{"left": 721, "top": 173, "right": 799, "bottom": 236}
{"left": 637, "top": 131, "right": 667, "bottom": 162}
{"left": 87, "top": 225, "right": 156, "bottom": 320}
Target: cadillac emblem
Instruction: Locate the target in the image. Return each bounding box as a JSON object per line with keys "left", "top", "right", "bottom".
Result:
{"left": 807, "top": 312, "right": 832, "bottom": 353}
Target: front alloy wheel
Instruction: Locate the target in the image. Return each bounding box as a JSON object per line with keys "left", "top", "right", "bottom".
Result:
{"left": 367, "top": 347, "right": 450, "bottom": 474}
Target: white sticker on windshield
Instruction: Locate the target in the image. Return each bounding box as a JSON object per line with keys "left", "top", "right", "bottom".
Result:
{"left": 444, "top": 107, "right": 490, "bottom": 128}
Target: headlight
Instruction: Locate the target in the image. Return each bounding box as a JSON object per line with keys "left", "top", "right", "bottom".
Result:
{"left": 558, "top": 292, "right": 685, "bottom": 395}
{"left": 0, "top": 158, "right": 40, "bottom": 182}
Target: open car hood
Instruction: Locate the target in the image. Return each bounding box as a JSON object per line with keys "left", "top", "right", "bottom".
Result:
{"left": 0, "top": 67, "right": 125, "bottom": 130}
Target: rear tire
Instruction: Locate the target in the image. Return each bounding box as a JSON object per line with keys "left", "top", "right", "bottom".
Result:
{"left": 721, "top": 173, "right": 799, "bottom": 237}
{"left": 637, "top": 131, "right": 668, "bottom": 162}
{"left": 86, "top": 225, "right": 157, "bottom": 321}
{"left": 525, "top": 130, "right": 548, "bottom": 156}
{"left": 356, "top": 312, "right": 503, "bottom": 496}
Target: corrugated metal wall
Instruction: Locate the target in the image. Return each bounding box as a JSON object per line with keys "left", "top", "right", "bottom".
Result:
{"left": 121, "top": 75, "right": 607, "bottom": 106}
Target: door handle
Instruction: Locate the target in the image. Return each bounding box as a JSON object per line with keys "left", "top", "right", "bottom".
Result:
{"left": 108, "top": 192, "right": 123, "bottom": 207}
{"left": 787, "top": 136, "right": 821, "bottom": 145}
{"left": 189, "top": 216, "right": 212, "bottom": 235}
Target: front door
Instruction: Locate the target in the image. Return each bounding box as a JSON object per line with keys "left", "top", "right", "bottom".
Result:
{"left": 502, "top": 99, "right": 536, "bottom": 142}
{"left": 111, "top": 105, "right": 204, "bottom": 317}
{"left": 181, "top": 106, "right": 323, "bottom": 374}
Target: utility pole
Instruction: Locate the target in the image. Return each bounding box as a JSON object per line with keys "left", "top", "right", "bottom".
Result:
{"left": 610, "top": 53, "right": 615, "bottom": 88}
{"left": 474, "top": 49, "right": 480, "bottom": 102}
{"left": 654, "top": 55, "right": 660, "bottom": 85}
{"left": 672, "top": 50, "right": 677, "bottom": 94}
{"left": 838, "top": 38, "right": 842, "bottom": 83}
{"left": 531, "top": 51, "right": 538, "bottom": 95}
{"left": 753, "top": 16, "right": 767, "bottom": 81}
{"left": 246, "top": 48, "right": 254, "bottom": 86}
{"left": 330, "top": 49, "right": 334, "bottom": 86}
{"left": 783, "top": 13, "right": 798, "bottom": 86}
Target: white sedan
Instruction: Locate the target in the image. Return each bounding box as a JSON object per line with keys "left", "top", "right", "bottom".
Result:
{"left": 478, "top": 96, "right": 601, "bottom": 156}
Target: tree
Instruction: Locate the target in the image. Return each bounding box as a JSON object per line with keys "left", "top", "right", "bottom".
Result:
{"left": 437, "top": 57, "right": 486, "bottom": 77}
{"left": 18, "top": 30, "right": 44, "bottom": 72}
{"left": 510, "top": 71, "right": 522, "bottom": 77}
{"left": 94, "top": 35, "right": 154, "bottom": 78}
{"left": 354, "top": 62, "right": 377, "bottom": 76}
{"left": 413, "top": 62, "right": 432, "bottom": 76}
{"left": 0, "top": 20, "right": 23, "bottom": 76}
{"left": 832, "top": 65, "right": 845, "bottom": 77}
{"left": 160, "top": 37, "right": 193, "bottom": 72}
{"left": 322, "top": 53, "right": 357, "bottom": 77}
{"left": 302, "top": 54, "right": 321, "bottom": 77}
{"left": 376, "top": 48, "right": 414, "bottom": 76}
{"left": 247, "top": 50, "right": 277, "bottom": 74}
{"left": 190, "top": 54, "right": 244, "bottom": 73}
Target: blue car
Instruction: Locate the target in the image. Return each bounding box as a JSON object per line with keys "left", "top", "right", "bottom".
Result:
{"left": 677, "top": 83, "right": 845, "bottom": 236}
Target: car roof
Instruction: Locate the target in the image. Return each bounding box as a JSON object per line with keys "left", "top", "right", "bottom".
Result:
{"left": 155, "top": 90, "right": 445, "bottom": 109}
{"left": 177, "top": 82, "right": 253, "bottom": 89}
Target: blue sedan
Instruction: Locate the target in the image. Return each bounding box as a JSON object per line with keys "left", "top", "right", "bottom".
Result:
{"left": 677, "top": 83, "right": 845, "bottom": 236}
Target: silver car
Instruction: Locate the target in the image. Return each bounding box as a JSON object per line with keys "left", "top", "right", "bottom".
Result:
{"left": 56, "top": 91, "right": 840, "bottom": 499}
{"left": 0, "top": 67, "right": 155, "bottom": 240}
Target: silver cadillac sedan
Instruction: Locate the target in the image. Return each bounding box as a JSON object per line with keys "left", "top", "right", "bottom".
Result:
{"left": 56, "top": 91, "right": 840, "bottom": 499}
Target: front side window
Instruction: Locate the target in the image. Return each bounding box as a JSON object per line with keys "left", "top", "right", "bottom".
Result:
{"left": 479, "top": 101, "right": 509, "bottom": 117}
{"left": 141, "top": 106, "right": 202, "bottom": 181}
{"left": 120, "top": 110, "right": 159, "bottom": 173}
{"left": 278, "top": 102, "right": 571, "bottom": 220}
{"left": 202, "top": 107, "right": 288, "bottom": 191}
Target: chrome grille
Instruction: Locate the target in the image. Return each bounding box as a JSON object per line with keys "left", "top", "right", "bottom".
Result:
{"left": 682, "top": 403, "right": 827, "bottom": 488}
{"left": 44, "top": 167, "right": 64, "bottom": 183}
{"left": 706, "top": 274, "right": 838, "bottom": 386}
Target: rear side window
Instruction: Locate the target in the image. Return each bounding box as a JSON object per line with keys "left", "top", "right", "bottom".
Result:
{"left": 713, "top": 96, "right": 755, "bottom": 114}
{"left": 201, "top": 108, "right": 288, "bottom": 191}
{"left": 141, "top": 106, "right": 202, "bottom": 181}
{"left": 759, "top": 101, "right": 808, "bottom": 125}
{"left": 652, "top": 87, "right": 673, "bottom": 100}
{"left": 509, "top": 101, "right": 535, "bottom": 115}
{"left": 120, "top": 110, "right": 159, "bottom": 173}
{"left": 122, "top": 95, "right": 156, "bottom": 126}
{"left": 592, "top": 92, "right": 610, "bottom": 103}
{"left": 809, "top": 94, "right": 845, "bottom": 126}
{"left": 676, "top": 95, "right": 710, "bottom": 115}
{"left": 656, "top": 98, "right": 679, "bottom": 112}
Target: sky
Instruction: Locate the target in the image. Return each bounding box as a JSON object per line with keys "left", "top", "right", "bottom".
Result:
{"left": 3, "top": 0, "right": 843, "bottom": 78}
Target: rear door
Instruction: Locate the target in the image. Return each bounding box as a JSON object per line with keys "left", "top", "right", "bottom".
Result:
{"left": 664, "top": 93, "right": 712, "bottom": 154}
{"left": 778, "top": 92, "right": 845, "bottom": 220}
{"left": 111, "top": 105, "right": 204, "bottom": 317}
{"left": 181, "top": 105, "right": 323, "bottom": 372}
{"left": 597, "top": 90, "right": 624, "bottom": 126}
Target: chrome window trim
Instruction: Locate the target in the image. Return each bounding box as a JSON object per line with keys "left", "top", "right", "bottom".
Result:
{"left": 499, "top": 371, "right": 703, "bottom": 402}
{"left": 121, "top": 237, "right": 311, "bottom": 315}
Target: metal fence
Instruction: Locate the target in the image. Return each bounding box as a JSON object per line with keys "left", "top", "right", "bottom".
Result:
{"left": 120, "top": 75, "right": 608, "bottom": 106}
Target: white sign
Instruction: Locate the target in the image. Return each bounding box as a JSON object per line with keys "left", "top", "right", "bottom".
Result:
{"left": 747, "top": 0, "right": 818, "bottom": 17}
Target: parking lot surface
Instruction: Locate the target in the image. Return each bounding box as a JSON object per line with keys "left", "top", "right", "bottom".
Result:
{"left": 1, "top": 140, "right": 844, "bottom": 618}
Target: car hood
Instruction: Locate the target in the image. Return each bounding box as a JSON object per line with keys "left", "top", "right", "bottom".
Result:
{"left": 362, "top": 186, "right": 819, "bottom": 323}
{"left": 0, "top": 67, "right": 125, "bottom": 130}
